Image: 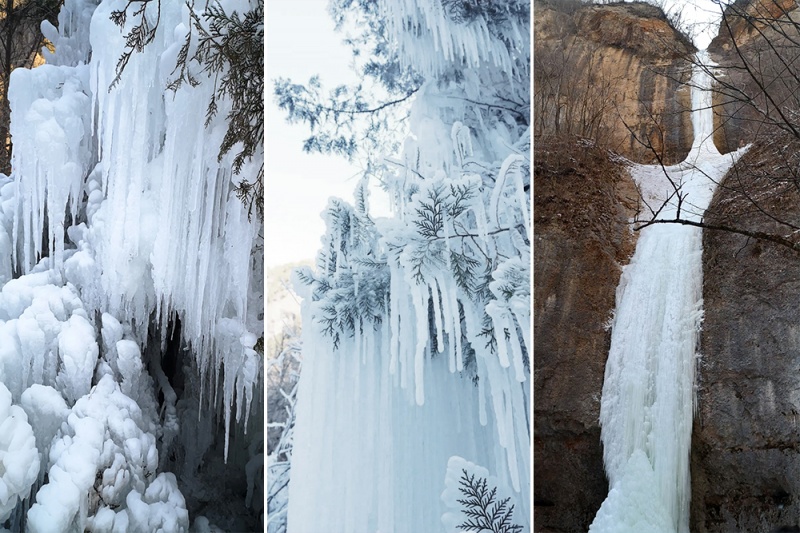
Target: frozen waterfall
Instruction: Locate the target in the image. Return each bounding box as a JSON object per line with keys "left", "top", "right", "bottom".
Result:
{"left": 282, "top": 0, "right": 531, "bottom": 530}
{"left": 589, "top": 51, "right": 747, "bottom": 533}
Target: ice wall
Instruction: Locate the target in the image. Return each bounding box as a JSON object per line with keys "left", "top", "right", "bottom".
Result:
{"left": 590, "top": 52, "right": 746, "bottom": 533}
{"left": 10, "top": 0, "right": 262, "bottom": 446}
{"left": 286, "top": 1, "right": 530, "bottom": 531}
{"left": 0, "top": 0, "right": 263, "bottom": 529}
{"left": 288, "top": 316, "right": 500, "bottom": 532}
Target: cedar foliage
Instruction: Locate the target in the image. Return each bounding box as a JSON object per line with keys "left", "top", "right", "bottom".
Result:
{"left": 456, "top": 469, "right": 523, "bottom": 533}
{"left": 110, "top": 0, "right": 264, "bottom": 219}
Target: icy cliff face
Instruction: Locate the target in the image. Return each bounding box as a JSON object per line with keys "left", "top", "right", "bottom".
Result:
{"left": 0, "top": 0, "right": 263, "bottom": 530}
{"left": 286, "top": 1, "right": 530, "bottom": 532}
{"left": 13, "top": 0, "right": 263, "bottom": 432}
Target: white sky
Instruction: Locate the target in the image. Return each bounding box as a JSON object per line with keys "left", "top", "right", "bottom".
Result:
{"left": 655, "top": 0, "right": 728, "bottom": 50}
{"left": 265, "top": 0, "right": 365, "bottom": 267}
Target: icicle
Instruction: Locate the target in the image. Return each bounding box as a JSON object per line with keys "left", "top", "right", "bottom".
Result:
{"left": 389, "top": 263, "right": 401, "bottom": 376}
{"left": 412, "top": 282, "right": 429, "bottom": 406}
{"left": 489, "top": 154, "right": 526, "bottom": 231}
{"left": 510, "top": 159, "right": 530, "bottom": 242}
{"left": 477, "top": 356, "right": 487, "bottom": 426}
{"left": 431, "top": 280, "right": 445, "bottom": 356}
{"left": 506, "top": 316, "right": 526, "bottom": 383}
{"left": 436, "top": 274, "right": 456, "bottom": 372}
{"left": 486, "top": 302, "right": 510, "bottom": 368}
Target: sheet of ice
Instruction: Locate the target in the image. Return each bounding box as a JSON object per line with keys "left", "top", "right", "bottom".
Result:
{"left": 286, "top": 1, "right": 530, "bottom": 529}
{"left": 592, "top": 51, "right": 748, "bottom": 532}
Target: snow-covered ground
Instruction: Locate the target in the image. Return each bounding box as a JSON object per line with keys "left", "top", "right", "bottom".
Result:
{"left": 590, "top": 52, "right": 747, "bottom": 533}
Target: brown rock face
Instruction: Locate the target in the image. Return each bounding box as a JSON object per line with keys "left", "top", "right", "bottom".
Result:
{"left": 534, "top": 0, "right": 695, "bottom": 164}
{"left": 692, "top": 138, "right": 800, "bottom": 532}
{"left": 709, "top": 0, "right": 798, "bottom": 53}
{"left": 708, "top": 0, "right": 800, "bottom": 153}
{"left": 534, "top": 138, "right": 637, "bottom": 532}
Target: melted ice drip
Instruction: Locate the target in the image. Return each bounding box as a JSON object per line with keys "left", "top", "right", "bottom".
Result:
{"left": 590, "top": 52, "right": 747, "bottom": 533}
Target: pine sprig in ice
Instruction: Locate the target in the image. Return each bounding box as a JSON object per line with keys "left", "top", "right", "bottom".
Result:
{"left": 456, "top": 469, "right": 523, "bottom": 533}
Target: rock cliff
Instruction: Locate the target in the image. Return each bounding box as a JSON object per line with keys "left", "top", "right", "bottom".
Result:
{"left": 708, "top": 0, "right": 800, "bottom": 152}
{"left": 693, "top": 136, "right": 800, "bottom": 533}
{"left": 534, "top": 0, "right": 695, "bottom": 164}
{"left": 688, "top": 1, "right": 800, "bottom": 530}
{"left": 534, "top": 138, "right": 637, "bottom": 532}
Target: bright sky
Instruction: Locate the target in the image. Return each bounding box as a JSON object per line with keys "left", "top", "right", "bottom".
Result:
{"left": 265, "top": 0, "right": 365, "bottom": 267}
{"left": 657, "top": 0, "right": 728, "bottom": 50}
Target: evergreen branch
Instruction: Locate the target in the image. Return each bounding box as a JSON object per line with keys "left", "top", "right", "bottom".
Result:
{"left": 455, "top": 469, "right": 523, "bottom": 533}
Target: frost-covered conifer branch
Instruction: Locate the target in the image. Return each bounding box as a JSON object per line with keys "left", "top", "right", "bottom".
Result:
{"left": 109, "top": 0, "right": 161, "bottom": 89}
{"left": 274, "top": 76, "right": 418, "bottom": 161}
{"left": 455, "top": 469, "right": 523, "bottom": 533}
{"left": 112, "top": 0, "right": 264, "bottom": 219}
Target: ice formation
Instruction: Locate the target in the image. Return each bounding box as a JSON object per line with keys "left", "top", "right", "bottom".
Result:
{"left": 0, "top": 0, "right": 263, "bottom": 530}
{"left": 285, "top": 1, "right": 530, "bottom": 531}
{"left": 0, "top": 383, "right": 39, "bottom": 523}
{"left": 590, "top": 52, "right": 748, "bottom": 533}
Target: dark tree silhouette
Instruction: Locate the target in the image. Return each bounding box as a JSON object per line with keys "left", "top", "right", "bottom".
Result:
{"left": 0, "top": 0, "right": 62, "bottom": 174}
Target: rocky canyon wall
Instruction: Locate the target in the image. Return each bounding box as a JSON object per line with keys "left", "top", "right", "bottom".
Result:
{"left": 693, "top": 137, "right": 800, "bottom": 533}
{"left": 534, "top": 0, "right": 695, "bottom": 164}
{"left": 690, "top": 1, "right": 800, "bottom": 531}
{"left": 533, "top": 139, "right": 638, "bottom": 532}
{"left": 708, "top": 0, "right": 800, "bottom": 153}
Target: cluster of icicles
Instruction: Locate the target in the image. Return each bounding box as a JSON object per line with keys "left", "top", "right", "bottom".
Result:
{"left": 378, "top": 0, "right": 529, "bottom": 80}
{"left": 287, "top": 0, "right": 531, "bottom": 529}
{"left": 8, "top": 0, "right": 262, "bottom": 455}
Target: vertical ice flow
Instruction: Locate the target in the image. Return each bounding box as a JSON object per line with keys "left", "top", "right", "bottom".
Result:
{"left": 590, "top": 51, "right": 747, "bottom": 533}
